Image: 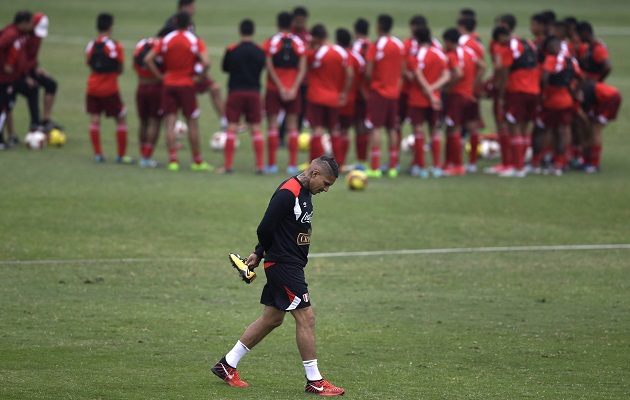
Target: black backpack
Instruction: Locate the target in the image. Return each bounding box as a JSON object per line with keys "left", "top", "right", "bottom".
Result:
{"left": 549, "top": 57, "right": 575, "bottom": 87}
{"left": 272, "top": 37, "right": 299, "bottom": 69}
{"left": 89, "top": 41, "right": 119, "bottom": 73}
{"left": 510, "top": 39, "right": 537, "bottom": 71}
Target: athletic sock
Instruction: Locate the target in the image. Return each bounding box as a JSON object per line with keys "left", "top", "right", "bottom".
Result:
{"left": 356, "top": 134, "right": 368, "bottom": 163}
{"left": 340, "top": 133, "right": 350, "bottom": 166}
{"left": 310, "top": 133, "right": 324, "bottom": 161}
{"left": 445, "top": 135, "right": 454, "bottom": 166}
{"left": 267, "top": 128, "right": 279, "bottom": 167}
{"left": 413, "top": 131, "right": 425, "bottom": 168}
{"left": 590, "top": 144, "right": 602, "bottom": 168}
{"left": 499, "top": 128, "right": 511, "bottom": 167}
{"left": 511, "top": 135, "right": 524, "bottom": 171}
{"left": 192, "top": 152, "right": 203, "bottom": 165}
{"left": 388, "top": 148, "right": 399, "bottom": 170}
{"left": 141, "top": 143, "right": 154, "bottom": 159}
{"left": 430, "top": 133, "right": 441, "bottom": 167}
{"left": 452, "top": 133, "right": 463, "bottom": 167}
{"left": 288, "top": 129, "right": 299, "bottom": 167}
{"left": 370, "top": 145, "right": 381, "bottom": 170}
{"left": 303, "top": 359, "right": 323, "bottom": 382}
{"left": 116, "top": 123, "right": 128, "bottom": 157}
{"left": 168, "top": 148, "right": 178, "bottom": 163}
{"left": 224, "top": 130, "right": 236, "bottom": 169}
{"left": 331, "top": 133, "right": 343, "bottom": 163}
{"left": 89, "top": 123, "right": 102, "bottom": 156}
{"left": 225, "top": 340, "right": 250, "bottom": 368}
{"left": 469, "top": 130, "right": 480, "bottom": 165}
{"left": 253, "top": 131, "right": 265, "bottom": 170}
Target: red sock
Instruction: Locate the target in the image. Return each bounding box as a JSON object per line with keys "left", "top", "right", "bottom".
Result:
{"left": 590, "top": 144, "right": 602, "bottom": 167}
{"left": 288, "top": 129, "right": 298, "bottom": 167}
{"left": 571, "top": 145, "right": 582, "bottom": 160}
{"left": 267, "top": 128, "right": 279, "bottom": 167}
{"left": 224, "top": 130, "right": 236, "bottom": 169}
{"left": 310, "top": 134, "right": 324, "bottom": 161}
{"left": 192, "top": 152, "right": 203, "bottom": 165}
{"left": 253, "top": 131, "right": 264, "bottom": 169}
{"left": 553, "top": 153, "right": 566, "bottom": 170}
{"left": 469, "top": 130, "right": 480, "bottom": 164}
{"left": 430, "top": 134, "right": 441, "bottom": 167}
{"left": 445, "top": 135, "right": 454, "bottom": 167}
{"left": 521, "top": 134, "right": 530, "bottom": 166}
{"left": 116, "top": 123, "right": 128, "bottom": 157}
{"left": 370, "top": 145, "right": 381, "bottom": 170}
{"left": 511, "top": 135, "right": 524, "bottom": 170}
{"left": 499, "top": 128, "right": 511, "bottom": 167}
{"left": 340, "top": 134, "right": 350, "bottom": 166}
{"left": 141, "top": 143, "right": 153, "bottom": 158}
{"left": 452, "top": 133, "right": 463, "bottom": 167}
{"left": 388, "top": 148, "right": 399, "bottom": 170}
{"left": 413, "top": 131, "right": 425, "bottom": 168}
{"left": 89, "top": 123, "right": 102, "bottom": 156}
{"left": 331, "top": 133, "right": 343, "bottom": 163}
{"left": 169, "top": 148, "right": 178, "bottom": 163}
{"left": 531, "top": 152, "right": 543, "bottom": 168}
{"left": 356, "top": 134, "right": 368, "bottom": 163}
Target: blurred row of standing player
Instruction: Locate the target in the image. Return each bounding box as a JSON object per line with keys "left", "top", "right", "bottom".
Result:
{"left": 0, "top": 10, "right": 62, "bottom": 150}
{"left": 83, "top": 1, "right": 622, "bottom": 176}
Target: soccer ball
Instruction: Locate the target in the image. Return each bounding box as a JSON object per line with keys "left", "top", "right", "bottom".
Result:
{"left": 25, "top": 131, "right": 47, "bottom": 149}
{"left": 210, "top": 131, "right": 240, "bottom": 151}
{"left": 174, "top": 120, "right": 188, "bottom": 138}
{"left": 298, "top": 131, "right": 310, "bottom": 152}
{"left": 48, "top": 128, "right": 66, "bottom": 147}
{"left": 345, "top": 169, "right": 368, "bottom": 191}
{"left": 480, "top": 139, "right": 500, "bottom": 160}
{"left": 400, "top": 134, "right": 415, "bottom": 153}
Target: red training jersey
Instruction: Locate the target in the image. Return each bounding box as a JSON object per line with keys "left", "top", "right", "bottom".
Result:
{"left": 542, "top": 54, "right": 581, "bottom": 109}
{"left": 153, "top": 30, "right": 207, "bottom": 87}
{"left": 0, "top": 24, "right": 28, "bottom": 83}
{"left": 446, "top": 46, "right": 478, "bottom": 99}
{"left": 85, "top": 36, "right": 124, "bottom": 97}
{"left": 262, "top": 33, "right": 306, "bottom": 92}
{"left": 407, "top": 45, "right": 448, "bottom": 108}
{"left": 578, "top": 39, "right": 609, "bottom": 81}
{"left": 497, "top": 37, "right": 540, "bottom": 95}
{"left": 306, "top": 44, "right": 348, "bottom": 108}
{"left": 134, "top": 37, "right": 165, "bottom": 79}
{"left": 365, "top": 35, "right": 405, "bottom": 99}
{"left": 339, "top": 49, "right": 365, "bottom": 115}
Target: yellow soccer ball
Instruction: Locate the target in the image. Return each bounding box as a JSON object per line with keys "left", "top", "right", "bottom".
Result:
{"left": 345, "top": 169, "right": 368, "bottom": 191}
{"left": 298, "top": 131, "right": 311, "bottom": 152}
{"left": 48, "top": 128, "right": 66, "bottom": 147}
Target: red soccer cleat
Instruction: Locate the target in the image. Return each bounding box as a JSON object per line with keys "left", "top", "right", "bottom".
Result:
{"left": 211, "top": 358, "right": 249, "bottom": 387}
{"left": 305, "top": 378, "right": 345, "bottom": 396}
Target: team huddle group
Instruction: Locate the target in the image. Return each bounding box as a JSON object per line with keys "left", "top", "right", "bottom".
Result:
{"left": 1, "top": 1, "right": 622, "bottom": 178}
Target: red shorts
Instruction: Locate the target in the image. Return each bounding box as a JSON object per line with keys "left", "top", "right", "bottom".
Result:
{"left": 338, "top": 115, "right": 352, "bottom": 130}
{"left": 86, "top": 93, "right": 125, "bottom": 118}
{"left": 338, "top": 96, "right": 356, "bottom": 117}
{"left": 226, "top": 91, "right": 262, "bottom": 124}
{"left": 444, "top": 93, "right": 474, "bottom": 127}
{"left": 307, "top": 102, "right": 339, "bottom": 132}
{"left": 408, "top": 106, "right": 438, "bottom": 128}
{"left": 265, "top": 89, "right": 301, "bottom": 115}
{"left": 195, "top": 76, "right": 214, "bottom": 94}
{"left": 505, "top": 92, "right": 538, "bottom": 124}
{"left": 366, "top": 90, "right": 398, "bottom": 129}
{"left": 593, "top": 93, "right": 621, "bottom": 124}
{"left": 541, "top": 107, "right": 573, "bottom": 128}
{"left": 162, "top": 85, "right": 199, "bottom": 118}
{"left": 136, "top": 83, "right": 163, "bottom": 120}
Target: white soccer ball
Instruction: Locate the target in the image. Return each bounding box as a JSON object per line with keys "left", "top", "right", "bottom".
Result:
{"left": 25, "top": 131, "right": 47, "bottom": 149}
{"left": 480, "top": 139, "right": 500, "bottom": 160}
{"left": 209, "top": 131, "right": 240, "bottom": 151}
{"left": 174, "top": 120, "right": 188, "bottom": 138}
{"left": 400, "top": 134, "right": 415, "bottom": 153}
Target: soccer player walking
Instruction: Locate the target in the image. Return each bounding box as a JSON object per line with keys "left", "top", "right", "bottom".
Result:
{"left": 220, "top": 19, "right": 266, "bottom": 173}
{"left": 212, "top": 155, "right": 344, "bottom": 397}
{"left": 85, "top": 13, "right": 134, "bottom": 164}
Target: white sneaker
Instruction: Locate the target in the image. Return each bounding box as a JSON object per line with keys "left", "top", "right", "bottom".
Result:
{"left": 499, "top": 168, "right": 526, "bottom": 178}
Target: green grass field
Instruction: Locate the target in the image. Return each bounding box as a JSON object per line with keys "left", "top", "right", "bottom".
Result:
{"left": 1, "top": 1, "right": 629, "bottom": 399}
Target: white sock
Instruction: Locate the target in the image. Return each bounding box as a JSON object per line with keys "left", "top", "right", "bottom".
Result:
{"left": 225, "top": 340, "right": 249, "bottom": 368}
{"left": 220, "top": 116, "right": 228, "bottom": 128}
{"left": 303, "top": 359, "right": 323, "bottom": 381}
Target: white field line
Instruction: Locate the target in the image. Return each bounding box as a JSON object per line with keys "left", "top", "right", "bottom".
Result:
{"left": 1, "top": 244, "right": 629, "bottom": 265}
